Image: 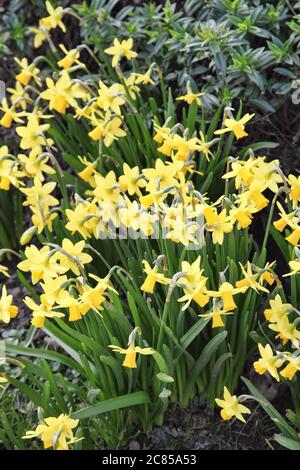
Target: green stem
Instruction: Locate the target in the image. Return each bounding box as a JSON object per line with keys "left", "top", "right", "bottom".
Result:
{"left": 157, "top": 301, "right": 170, "bottom": 351}
{"left": 259, "top": 192, "right": 279, "bottom": 263}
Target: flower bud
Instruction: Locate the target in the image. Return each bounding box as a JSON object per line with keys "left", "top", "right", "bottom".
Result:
{"left": 20, "top": 226, "right": 37, "bottom": 245}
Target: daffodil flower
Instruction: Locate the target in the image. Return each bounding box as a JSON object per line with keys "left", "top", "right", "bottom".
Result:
{"left": 253, "top": 343, "right": 283, "bottom": 382}
{"left": 40, "top": 1, "right": 66, "bottom": 33}
{"left": 269, "top": 316, "right": 300, "bottom": 348}
{"left": 288, "top": 174, "right": 300, "bottom": 209}
{"left": 235, "top": 262, "right": 270, "bottom": 293}
{"left": 14, "top": 57, "right": 41, "bottom": 87}
{"left": 285, "top": 221, "right": 300, "bottom": 247}
{"left": 88, "top": 112, "right": 126, "bottom": 147}
{"left": 284, "top": 259, "right": 300, "bottom": 277}
{"left": 18, "top": 245, "right": 66, "bottom": 284}
{"left": 176, "top": 91, "right": 205, "bottom": 106}
{"left": 140, "top": 260, "right": 170, "bottom": 293}
{"left": 215, "top": 386, "right": 251, "bottom": 423}
{"left": 16, "top": 116, "right": 50, "bottom": 151}
{"left": 204, "top": 207, "right": 233, "bottom": 245}
{"left": 23, "top": 414, "right": 80, "bottom": 450}
{"left": 24, "top": 294, "right": 64, "bottom": 328}
{"left": 96, "top": 81, "right": 125, "bottom": 115}
{"left": 57, "top": 44, "right": 82, "bottom": 70}
{"left": 104, "top": 38, "right": 137, "bottom": 68}
{"left": 0, "top": 285, "right": 18, "bottom": 324}
{"left": 28, "top": 24, "right": 48, "bottom": 49}
{"left": 273, "top": 202, "right": 297, "bottom": 232}
{"left": 207, "top": 282, "right": 247, "bottom": 312}
{"left": 40, "top": 71, "right": 88, "bottom": 114}
{"left": 280, "top": 354, "right": 300, "bottom": 380}
{"left": 199, "top": 306, "right": 234, "bottom": 328}
{"left": 52, "top": 239, "right": 92, "bottom": 276}
{"left": 108, "top": 341, "right": 155, "bottom": 368}
{"left": 119, "top": 163, "right": 146, "bottom": 196}
{"left": 0, "top": 98, "right": 25, "bottom": 128}
{"left": 214, "top": 113, "right": 255, "bottom": 140}
{"left": 178, "top": 279, "right": 210, "bottom": 311}
{"left": 264, "top": 294, "right": 292, "bottom": 322}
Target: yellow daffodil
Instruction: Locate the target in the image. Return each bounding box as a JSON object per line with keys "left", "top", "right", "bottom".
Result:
{"left": 140, "top": 260, "right": 170, "bottom": 293}
{"left": 7, "top": 81, "right": 31, "bottom": 110}
{"left": 179, "top": 256, "right": 204, "bottom": 290}
{"left": 40, "top": 275, "right": 68, "bottom": 305}
{"left": 222, "top": 158, "right": 256, "bottom": 189}
{"left": 215, "top": 386, "right": 251, "bottom": 423}
{"left": 0, "top": 147, "right": 24, "bottom": 190}
{"left": 284, "top": 259, "right": 300, "bottom": 276}
{"left": 161, "top": 134, "right": 201, "bottom": 162}
{"left": 229, "top": 199, "right": 257, "bottom": 229}
{"left": 0, "top": 98, "right": 25, "bottom": 128}
{"left": 119, "top": 163, "right": 145, "bottom": 196}
{"left": 153, "top": 122, "right": 172, "bottom": 144}
{"left": 18, "top": 245, "right": 66, "bottom": 284}
{"left": 199, "top": 306, "right": 234, "bottom": 328}
{"left": 18, "top": 149, "right": 55, "bottom": 180}
{"left": 197, "top": 131, "right": 215, "bottom": 161}
{"left": 208, "top": 282, "right": 246, "bottom": 312}
{"left": 77, "top": 156, "right": 98, "bottom": 183}
{"left": 23, "top": 414, "right": 80, "bottom": 450}
{"left": 31, "top": 205, "right": 58, "bottom": 234}
{"left": 65, "top": 273, "right": 117, "bottom": 316}
{"left": 142, "top": 159, "right": 178, "bottom": 192}
{"left": 16, "top": 116, "right": 50, "bottom": 151}
{"left": 0, "top": 285, "right": 18, "bottom": 323}
{"left": 253, "top": 343, "right": 282, "bottom": 382}
{"left": 108, "top": 341, "right": 155, "bottom": 368}
{"left": 53, "top": 239, "right": 92, "bottom": 276}
{"left": 176, "top": 91, "right": 205, "bottom": 106}
{"left": 97, "top": 81, "right": 125, "bottom": 114}
{"left": 269, "top": 316, "right": 300, "bottom": 347}
{"left": 40, "top": 71, "right": 88, "bottom": 114}
{"left": 123, "top": 73, "right": 140, "bottom": 100}
{"left": 288, "top": 174, "right": 300, "bottom": 208}
{"left": 65, "top": 202, "right": 96, "bottom": 239}
{"left": 214, "top": 113, "right": 255, "bottom": 140}
{"left": 178, "top": 279, "right": 210, "bottom": 311}
{"left": 88, "top": 112, "right": 126, "bottom": 146}
{"left": 280, "top": 355, "right": 300, "bottom": 380}
{"left": 104, "top": 38, "right": 137, "bottom": 68}
{"left": 24, "top": 294, "right": 64, "bottom": 328}
{"left": 92, "top": 170, "right": 121, "bottom": 204}
{"left": 264, "top": 294, "right": 292, "bottom": 322}
{"left": 133, "top": 70, "right": 155, "bottom": 85}
{"left": 40, "top": 1, "right": 66, "bottom": 32}
{"left": 285, "top": 222, "right": 300, "bottom": 246}
{"left": 20, "top": 178, "right": 59, "bottom": 211}
{"left": 57, "top": 44, "right": 82, "bottom": 70}
{"left": 166, "top": 218, "right": 199, "bottom": 246}
{"left": 29, "top": 24, "right": 48, "bottom": 49}
{"left": 245, "top": 181, "right": 269, "bottom": 211}
{"left": 56, "top": 289, "right": 90, "bottom": 322}
{"left": 236, "top": 262, "right": 270, "bottom": 293}
{"left": 204, "top": 207, "right": 233, "bottom": 245}
{"left": 273, "top": 202, "right": 297, "bottom": 232}
{"left": 14, "top": 57, "right": 41, "bottom": 87}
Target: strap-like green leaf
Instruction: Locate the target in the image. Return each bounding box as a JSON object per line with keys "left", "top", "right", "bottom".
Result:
{"left": 71, "top": 391, "right": 150, "bottom": 419}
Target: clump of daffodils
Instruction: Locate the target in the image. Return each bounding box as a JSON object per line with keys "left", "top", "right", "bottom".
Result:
{"left": 0, "top": 3, "right": 300, "bottom": 442}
